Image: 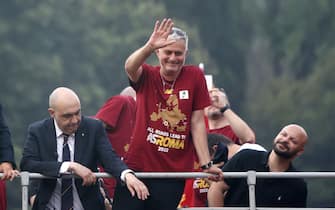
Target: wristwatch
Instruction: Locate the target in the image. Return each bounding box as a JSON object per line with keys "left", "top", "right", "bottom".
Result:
{"left": 200, "top": 161, "right": 213, "bottom": 170}
{"left": 220, "top": 104, "right": 230, "bottom": 114}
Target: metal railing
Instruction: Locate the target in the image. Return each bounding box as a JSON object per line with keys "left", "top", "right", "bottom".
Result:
{"left": 2, "top": 171, "right": 335, "bottom": 210}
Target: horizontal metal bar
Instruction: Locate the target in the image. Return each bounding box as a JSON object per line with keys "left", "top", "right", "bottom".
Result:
{"left": 2, "top": 171, "right": 335, "bottom": 179}
{"left": 1, "top": 171, "right": 333, "bottom": 210}
{"left": 178, "top": 208, "right": 335, "bottom": 210}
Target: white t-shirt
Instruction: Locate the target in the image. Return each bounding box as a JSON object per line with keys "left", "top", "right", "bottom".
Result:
{"left": 237, "top": 143, "right": 267, "bottom": 153}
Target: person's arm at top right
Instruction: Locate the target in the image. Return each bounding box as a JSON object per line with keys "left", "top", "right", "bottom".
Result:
{"left": 223, "top": 109, "right": 255, "bottom": 144}
{"left": 210, "top": 88, "right": 256, "bottom": 144}
{"left": 124, "top": 18, "right": 176, "bottom": 83}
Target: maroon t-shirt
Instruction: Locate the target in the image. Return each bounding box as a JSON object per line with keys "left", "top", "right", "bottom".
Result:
{"left": 209, "top": 125, "right": 239, "bottom": 144}
{"left": 95, "top": 95, "right": 136, "bottom": 198}
{"left": 95, "top": 95, "right": 136, "bottom": 157}
{"left": 124, "top": 64, "right": 210, "bottom": 172}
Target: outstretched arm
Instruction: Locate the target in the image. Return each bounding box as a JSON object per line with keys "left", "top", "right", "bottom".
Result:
{"left": 210, "top": 88, "right": 255, "bottom": 144}
{"left": 125, "top": 18, "right": 175, "bottom": 82}
{"left": 222, "top": 109, "right": 255, "bottom": 144}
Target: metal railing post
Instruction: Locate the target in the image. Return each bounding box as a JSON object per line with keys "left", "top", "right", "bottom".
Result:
{"left": 247, "top": 170, "right": 256, "bottom": 210}
{"left": 20, "top": 171, "right": 30, "bottom": 210}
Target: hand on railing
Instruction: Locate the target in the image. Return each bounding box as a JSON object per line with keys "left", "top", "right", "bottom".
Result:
{"left": 124, "top": 172, "right": 150, "bottom": 200}
{"left": 0, "top": 162, "right": 19, "bottom": 181}
{"left": 68, "top": 162, "right": 96, "bottom": 186}
{"left": 203, "top": 165, "right": 224, "bottom": 182}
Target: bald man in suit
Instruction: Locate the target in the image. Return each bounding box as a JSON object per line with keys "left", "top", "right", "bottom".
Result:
{"left": 21, "top": 87, "right": 149, "bottom": 210}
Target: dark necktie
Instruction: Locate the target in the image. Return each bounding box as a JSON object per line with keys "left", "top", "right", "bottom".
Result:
{"left": 61, "top": 134, "right": 73, "bottom": 210}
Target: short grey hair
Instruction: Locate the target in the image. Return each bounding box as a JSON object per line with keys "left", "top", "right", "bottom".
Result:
{"left": 168, "top": 27, "right": 189, "bottom": 50}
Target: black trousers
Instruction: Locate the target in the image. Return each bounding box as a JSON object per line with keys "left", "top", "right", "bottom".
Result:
{"left": 113, "top": 178, "right": 185, "bottom": 210}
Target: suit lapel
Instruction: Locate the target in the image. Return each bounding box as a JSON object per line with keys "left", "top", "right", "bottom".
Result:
{"left": 74, "top": 117, "right": 87, "bottom": 162}
{"left": 45, "top": 119, "right": 58, "bottom": 160}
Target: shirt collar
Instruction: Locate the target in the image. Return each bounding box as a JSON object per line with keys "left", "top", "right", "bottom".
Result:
{"left": 53, "top": 119, "right": 75, "bottom": 138}
{"left": 260, "top": 151, "right": 270, "bottom": 166}
{"left": 263, "top": 151, "right": 296, "bottom": 172}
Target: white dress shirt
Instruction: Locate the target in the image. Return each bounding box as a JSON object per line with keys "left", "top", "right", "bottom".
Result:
{"left": 46, "top": 120, "right": 84, "bottom": 210}
{"left": 46, "top": 120, "right": 133, "bottom": 209}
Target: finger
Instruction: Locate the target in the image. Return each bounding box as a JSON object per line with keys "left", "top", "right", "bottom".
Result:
{"left": 162, "top": 18, "right": 173, "bottom": 34}
{"left": 127, "top": 184, "right": 135, "bottom": 197}
{"left": 208, "top": 175, "right": 219, "bottom": 182}
{"left": 136, "top": 185, "right": 145, "bottom": 200}
{"left": 84, "top": 178, "right": 93, "bottom": 186}
{"left": 214, "top": 172, "right": 224, "bottom": 181}
{"left": 10, "top": 171, "right": 17, "bottom": 181}
{"left": 133, "top": 182, "right": 146, "bottom": 200}
{"left": 135, "top": 187, "right": 144, "bottom": 200}
{"left": 162, "top": 18, "right": 172, "bottom": 30}
{"left": 162, "top": 19, "right": 174, "bottom": 37}
{"left": 136, "top": 184, "right": 149, "bottom": 200}
{"left": 142, "top": 188, "right": 150, "bottom": 200}
{"left": 157, "top": 18, "right": 167, "bottom": 32}
{"left": 161, "top": 18, "right": 171, "bottom": 32}
{"left": 84, "top": 175, "right": 94, "bottom": 186}
{"left": 143, "top": 186, "right": 150, "bottom": 199}
{"left": 165, "top": 18, "right": 174, "bottom": 32}
{"left": 3, "top": 171, "right": 10, "bottom": 180}
{"left": 91, "top": 176, "right": 97, "bottom": 185}
{"left": 153, "top": 20, "right": 160, "bottom": 33}
{"left": 82, "top": 177, "right": 90, "bottom": 186}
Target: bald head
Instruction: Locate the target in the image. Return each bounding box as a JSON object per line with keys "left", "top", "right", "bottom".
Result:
{"left": 273, "top": 124, "right": 308, "bottom": 159}
{"left": 49, "top": 87, "right": 80, "bottom": 109}
{"left": 48, "top": 87, "right": 81, "bottom": 134}
{"left": 282, "top": 124, "right": 308, "bottom": 144}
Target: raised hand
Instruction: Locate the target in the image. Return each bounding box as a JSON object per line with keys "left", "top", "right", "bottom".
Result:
{"left": 209, "top": 88, "right": 230, "bottom": 108}
{"left": 146, "top": 18, "right": 176, "bottom": 50}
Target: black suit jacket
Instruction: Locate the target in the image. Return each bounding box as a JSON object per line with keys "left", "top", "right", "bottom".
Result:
{"left": 20, "top": 116, "right": 128, "bottom": 210}
{"left": 0, "top": 104, "right": 16, "bottom": 168}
